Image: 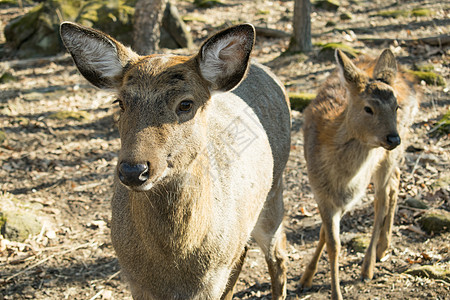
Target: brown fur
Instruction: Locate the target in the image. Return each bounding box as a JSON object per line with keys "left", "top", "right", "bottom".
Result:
{"left": 300, "top": 49, "right": 419, "bottom": 300}
{"left": 60, "top": 22, "right": 290, "bottom": 300}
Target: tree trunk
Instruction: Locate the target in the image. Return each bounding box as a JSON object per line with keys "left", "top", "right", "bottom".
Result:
{"left": 133, "top": 0, "right": 166, "bottom": 55}
{"left": 289, "top": 0, "right": 312, "bottom": 53}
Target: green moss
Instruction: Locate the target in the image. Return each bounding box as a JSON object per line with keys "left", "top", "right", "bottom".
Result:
{"left": 410, "top": 71, "right": 446, "bottom": 86}
{"left": 257, "top": 9, "right": 270, "bottom": 15}
{"left": 433, "top": 110, "right": 450, "bottom": 135}
{"left": 289, "top": 93, "right": 316, "bottom": 112}
{"left": 405, "top": 265, "right": 450, "bottom": 283}
{"left": 48, "top": 110, "right": 92, "bottom": 121}
{"left": 376, "top": 9, "right": 410, "bottom": 18}
{"left": 319, "top": 42, "right": 359, "bottom": 60}
{"left": 349, "top": 235, "right": 371, "bottom": 253}
{"left": 414, "top": 64, "right": 435, "bottom": 72}
{"left": 182, "top": 15, "right": 209, "bottom": 23}
{"left": 0, "top": 130, "right": 6, "bottom": 144}
{"left": 412, "top": 8, "right": 433, "bottom": 17}
{"left": 405, "top": 198, "right": 428, "bottom": 209}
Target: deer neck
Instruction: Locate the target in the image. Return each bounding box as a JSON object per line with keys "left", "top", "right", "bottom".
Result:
{"left": 129, "top": 156, "right": 213, "bottom": 254}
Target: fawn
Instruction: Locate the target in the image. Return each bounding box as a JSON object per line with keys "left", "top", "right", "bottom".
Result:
{"left": 60, "top": 22, "right": 291, "bottom": 299}
{"left": 300, "top": 49, "right": 419, "bottom": 299}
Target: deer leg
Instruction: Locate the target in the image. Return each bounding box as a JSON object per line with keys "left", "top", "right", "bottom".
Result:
{"left": 299, "top": 225, "right": 326, "bottom": 289}
{"left": 361, "top": 157, "right": 396, "bottom": 280}
{"left": 252, "top": 176, "right": 287, "bottom": 300}
{"left": 376, "top": 166, "right": 400, "bottom": 260}
{"left": 221, "top": 247, "right": 248, "bottom": 300}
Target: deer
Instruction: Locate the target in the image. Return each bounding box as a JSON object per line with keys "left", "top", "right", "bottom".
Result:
{"left": 299, "top": 49, "right": 419, "bottom": 300}
{"left": 60, "top": 22, "right": 291, "bottom": 299}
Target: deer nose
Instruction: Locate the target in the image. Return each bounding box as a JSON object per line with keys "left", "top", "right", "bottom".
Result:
{"left": 118, "top": 162, "right": 150, "bottom": 187}
{"left": 386, "top": 133, "right": 401, "bottom": 149}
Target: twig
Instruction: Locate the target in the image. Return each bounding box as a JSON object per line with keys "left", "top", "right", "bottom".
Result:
{"left": 4, "top": 242, "right": 95, "bottom": 282}
{"left": 88, "top": 290, "right": 104, "bottom": 300}
{"left": 397, "top": 205, "right": 427, "bottom": 212}
{"left": 106, "top": 270, "right": 121, "bottom": 283}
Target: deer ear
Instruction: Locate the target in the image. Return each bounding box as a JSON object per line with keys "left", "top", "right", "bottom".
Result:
{"left": 197, "top": 24, "right": 255, "bottom": 92}
{"left": 372, "top": 49, "right": 397, "bottom": 85}
{"left": 60, "top": 22, "right": 138, "bottom": 90}
{"left": 335, "top": 49, "right": 367, "bottom": 92}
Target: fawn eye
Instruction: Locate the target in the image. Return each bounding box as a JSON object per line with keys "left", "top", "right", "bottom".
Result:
{"left": 364, "top": 106, "right": 373, "bottom": 115}
{"left": 113, "top": 99, "right": 124, "bottom": 111}
{"left": 177, "top": 100, "right": 193, "bottom": 114}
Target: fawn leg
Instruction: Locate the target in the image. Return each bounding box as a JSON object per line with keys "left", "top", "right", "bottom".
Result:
{"left": 299, "top": 225, "right": 325, "bottom": 289}
{"left": 376, "top": 166, "right": 400, "bottom": 260}
{"left": 323, "top": 212, "right": 343, "bottom": 300}
{"left": 361, "top": 156, "right": 396, "bottom": 280}
{"left": 221, "top": 247, "right": 248, "bottom": 300}
{"left": 252, "top": 176, "right": 287, "bottom": 300}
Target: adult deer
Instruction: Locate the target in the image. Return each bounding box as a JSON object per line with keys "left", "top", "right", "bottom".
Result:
{"left": 60, "top": 22, "right": 291, "bottom": 299}
{"left": 300, "top": 49, "right": 418, "bottom": 299}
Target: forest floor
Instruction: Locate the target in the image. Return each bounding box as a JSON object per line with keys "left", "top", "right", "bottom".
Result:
{"left": 0, "top": 0, "right": 449, "bottom": 299}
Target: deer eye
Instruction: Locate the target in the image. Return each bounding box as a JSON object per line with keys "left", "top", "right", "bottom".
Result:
{"left": 177, "top": 100, "right": 193, "bottom": 114}
{"left": 364, "top": 106, "right": 373, "bottom": 115}
{"left": 113, "top": 99, "right": 124, "bottom": 111}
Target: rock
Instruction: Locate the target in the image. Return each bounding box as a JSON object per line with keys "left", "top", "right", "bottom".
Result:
{"left": 405, "top": 265, "right": 450, "bottom": 282}
{"left": 48, "top": 110, "right": 92, "bottom": 121}
{"left": 160, "top": 2, "right": 193, "bottom": 49}
{"left": 349, "top": 234, "right": 370, "bottom": 253}
{"left": 289, "top": 93, "right": 316, "bottom": 112}
{"left": 405, "top": 198, "right": 428, "bottom": 209}
{"left": 194, "top": 0, "right": 225, "bottom": 8}
{"left": 376, "top": 10, "right": 410, "bottom": 18}
{"left": 0, "top": 211, "right": 42, "bottom": 242}
{"left": 325, "top": 20, "right": 337, "bottom": 27}
{"left": 418, "top": 210, "right": 450, "bottom": 234}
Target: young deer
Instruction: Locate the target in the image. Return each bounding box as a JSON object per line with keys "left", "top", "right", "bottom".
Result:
{"left": 60, "top": 22, "right": 291, "bottom": 299}
{"left": 300, "top": 49, "right": 418, "bottom": 299}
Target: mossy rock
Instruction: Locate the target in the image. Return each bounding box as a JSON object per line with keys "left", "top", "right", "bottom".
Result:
{"left": 376, "top": 10, "right": 410, "bottom": 18}
{"left": 0, "top": 130, "right": 6, "bottom": 144}
{"left": 48, "top": 110, "right": 92, "bottom": 121}
{"left": 410, "top": 71, "right": 446, "bottom": 86}
{"left": 405, "top": 198, "right": 428, "bottom": 209}
{"left": 314, "top": 0, "right": 340, "bottom": 11}
{"left": 289, "top": 93, "right": 316, "bottom": 112}
{"left": 414, "top": 63, "right": 435, "bottom": 72}
{"left": 194, "top": 0, "right": 225, "bottom": 8}
{"left": 0, "top": 211, "right": 42, "bottom": 242}
{"left": 257, "top": 9, "right": 270, "bottom": 15}
{"left": 4, "top": 0, "right": 136, "bottom": 58}
{"left": 0, "top": 71, "right": 17, "bottom": 83}
{"left": 412, "top": 8, "right": 433, "bottom": 17}
{"left": 418, "top": 210, "right": 450, "bottom": 234}
{"left": 325, "top": 20, "right": 337, "bottom": 27}
{"left": 405, "top": 265, "right": 450, "bottom": 283}
{"left": 349, "top": 235, "right": 370, "bottom": 253}
{"left": 318, "top": 42, "right": 359, "bottom": 61}
{"left": 340, "top": 12, "right": 353, "bottom": 20}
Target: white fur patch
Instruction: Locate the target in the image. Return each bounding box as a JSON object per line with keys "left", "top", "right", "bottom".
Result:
{"left": 200, "top": 35, "right": 245, "bottom": 84}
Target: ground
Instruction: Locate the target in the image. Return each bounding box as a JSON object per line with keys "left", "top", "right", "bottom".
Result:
{"left": 0, "top": 0, "right": 449, "bottom": 299}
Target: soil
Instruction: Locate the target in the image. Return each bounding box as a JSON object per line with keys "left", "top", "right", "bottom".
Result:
{"left": 0, "top": 0, "right": 449, "bottom": 299}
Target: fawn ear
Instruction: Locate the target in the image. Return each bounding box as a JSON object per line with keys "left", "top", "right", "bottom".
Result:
{"left": 372, "top": 49, "right": 397, "bottom": 85}
{"left": 335, "top": 49, "right": 367, "bottom": 92}
{"left": 197, "top": 24, "right": 255, "bottom": 92}
{"left": 60, "top": 22, "right": 138, "bottom": 90}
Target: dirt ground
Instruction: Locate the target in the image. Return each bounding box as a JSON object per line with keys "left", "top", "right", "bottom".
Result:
{"left": 0, "top": 0, "right": 449, "bottom": 299}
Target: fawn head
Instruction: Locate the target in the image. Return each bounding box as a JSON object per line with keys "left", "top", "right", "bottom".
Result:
{"left": 60, "top": 22, "right": 255, "bottom": 191}
{"left": 336, "top": 49, "right": 401, "bottom": 150}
